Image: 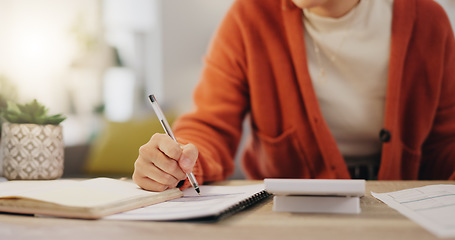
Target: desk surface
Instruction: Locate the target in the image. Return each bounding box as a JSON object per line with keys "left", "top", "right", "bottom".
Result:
{"left": 0, "top": 180, "right": 454, "bottom": 240}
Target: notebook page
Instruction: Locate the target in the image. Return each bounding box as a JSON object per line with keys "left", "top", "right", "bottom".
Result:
{"left": 0, "top": 178, "right": 165, "bottom": 207}
{"left": 372, "top": 184, "right": 455, "bottom": 238}
{"left": 104, "top": 184, "right": 265, "bottom": 221}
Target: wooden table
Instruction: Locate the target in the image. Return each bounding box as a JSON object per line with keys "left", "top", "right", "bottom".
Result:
{"left": 0, "top": 180, "right": 454, "bottom": 240}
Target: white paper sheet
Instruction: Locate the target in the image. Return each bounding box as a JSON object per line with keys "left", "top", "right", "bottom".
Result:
{"left": 372, "top": 184, "right": 455, "bottom": 238}
{"left": 104, "top": 184, "right": 265, "bottom": 221}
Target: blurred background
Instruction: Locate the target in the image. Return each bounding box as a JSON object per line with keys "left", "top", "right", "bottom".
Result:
{"left": 0, "top": 0, "right": 453, "bottom": 179}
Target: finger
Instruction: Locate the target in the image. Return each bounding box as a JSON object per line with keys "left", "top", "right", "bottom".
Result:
{"left": 133, "top": 157, "right": 174, "bottom": 192}
{"left": 153, "top": 157, "right": 188, "bottom": 181}
{"left": 179, "top": 143, "right": 198, "bottom": 173}
{"left": 146, "top": 134, "right": 187, "bottom": 180}
{"left": 133, "top": 170, "right": 169, "bottom": 192}
{"left": 136, "top": 157, "right": 181, "bottom": 186}
{"left": 138, "top": 136, "right": 186, "bottom": 181}
{"left": 152, "top": 133, "right": 182, "bottom": 160}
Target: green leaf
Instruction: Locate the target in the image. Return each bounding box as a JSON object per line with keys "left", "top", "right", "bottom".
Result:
{"left": 2, "top": 99, "right": 65, "bottom": 125}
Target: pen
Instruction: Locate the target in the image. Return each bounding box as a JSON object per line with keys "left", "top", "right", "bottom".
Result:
{"left": 148, "top": 94, "right": 201, "bottom": 195}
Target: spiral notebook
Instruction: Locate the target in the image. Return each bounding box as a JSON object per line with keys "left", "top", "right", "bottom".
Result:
{"left": 104, "top": 184, "right": 270, "bottom": 221}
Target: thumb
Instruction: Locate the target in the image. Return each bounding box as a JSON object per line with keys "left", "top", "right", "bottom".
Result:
{"left": 178, "top": 143, "right": 198, "bottom": 173}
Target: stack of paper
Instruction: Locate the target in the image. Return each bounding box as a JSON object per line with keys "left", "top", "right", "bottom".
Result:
{"left": 265, "top": 179, "right": 365, "bottom": 214}
{"left": 372, "top": 184, "right": 455, "bottom": 238}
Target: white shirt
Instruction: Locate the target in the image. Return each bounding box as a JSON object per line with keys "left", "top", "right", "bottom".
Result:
{"left": 303, "top": 0, "right": 393, "bottom": 157}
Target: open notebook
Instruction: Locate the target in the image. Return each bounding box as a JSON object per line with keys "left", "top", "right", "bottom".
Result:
{"left": 0, "top": 178, "right": 182, "bottom": 219}
{"left": 104, "top": 184, "right": 270, "bottom": 221}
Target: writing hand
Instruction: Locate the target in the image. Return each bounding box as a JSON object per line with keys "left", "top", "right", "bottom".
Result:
{"left": 133, "top": 133, "right": 198, "bottom": 192}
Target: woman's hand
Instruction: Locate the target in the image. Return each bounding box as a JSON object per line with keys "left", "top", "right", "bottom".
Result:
{"left": 133, "top": 133, "right": 198, "bottom": 191}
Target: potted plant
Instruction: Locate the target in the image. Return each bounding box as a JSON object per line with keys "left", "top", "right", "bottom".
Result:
{"left": 1, "top": 99, "right": 66, "bottom": 180}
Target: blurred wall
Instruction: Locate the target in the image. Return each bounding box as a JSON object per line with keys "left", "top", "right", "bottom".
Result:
{"left": 157, "top": 0, "right": 234, "bottom": 113}
{"left": 435, "top": 0, "right": 455, "bottom": 30}
{"left": 104, "top": 0, "right": 234, "bottom": 115}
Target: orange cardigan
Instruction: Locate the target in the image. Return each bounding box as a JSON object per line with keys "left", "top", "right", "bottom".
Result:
{"left": 173, "top": 0, "right": 455, "bottom": 184}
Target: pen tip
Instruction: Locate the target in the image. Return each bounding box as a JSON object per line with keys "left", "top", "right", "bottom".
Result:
{"left": 149, "top": 95, "right": 156, "bottom": 102}
{"left": 195, "top": 187, "right": 201, "bottom": 195}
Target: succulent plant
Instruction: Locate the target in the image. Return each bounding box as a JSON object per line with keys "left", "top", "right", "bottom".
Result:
{"left": 2, "top": 99, "right": 65, "bottom": 125}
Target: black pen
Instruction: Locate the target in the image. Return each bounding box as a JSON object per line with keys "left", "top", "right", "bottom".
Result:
{"left": 148, "top": 94, "right": 200, "bottom": 195}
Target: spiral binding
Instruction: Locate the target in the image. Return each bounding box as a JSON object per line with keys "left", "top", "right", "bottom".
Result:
{"left": 214, "top": 190, "right": 272, "bottom": 221}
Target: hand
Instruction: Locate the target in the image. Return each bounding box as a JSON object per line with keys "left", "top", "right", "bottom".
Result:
{"left": 133, "top": 133, "right": 198, "bottom": 192}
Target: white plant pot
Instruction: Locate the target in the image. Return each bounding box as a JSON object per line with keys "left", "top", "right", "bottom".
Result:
{"left": 1, "top": 122, "right": 64, "bottom": 180}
